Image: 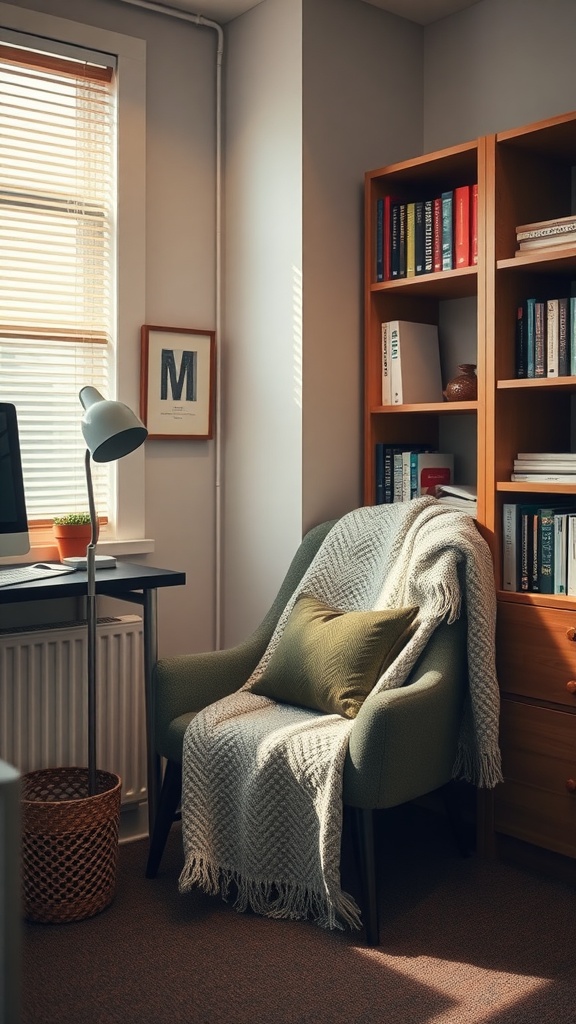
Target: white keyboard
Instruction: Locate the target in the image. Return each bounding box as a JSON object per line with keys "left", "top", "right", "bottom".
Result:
{"left": 0, "top": 564, "right": 76, "bottom": 588}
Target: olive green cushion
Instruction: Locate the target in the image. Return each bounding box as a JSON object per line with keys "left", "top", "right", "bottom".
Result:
{"left": 246, "top": 594, "right": 419, "bottom": 719}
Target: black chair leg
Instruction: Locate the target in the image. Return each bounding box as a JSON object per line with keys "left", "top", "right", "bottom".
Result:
{"left": 145, "top": 760, "right": 182, "bottom": 879}
{"left": 440, "top": 781, "right": 472, "bottom": 858}
{"left": 350, "top": 806, "right": 380, "bottom": 946}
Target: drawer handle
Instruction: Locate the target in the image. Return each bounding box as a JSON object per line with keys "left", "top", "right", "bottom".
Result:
{"left": 567, "top": 681, "right": 576, "bottom": 694}
{"left": 567, "top": 779, "right": 576, "bottom": 793}
{"left": 566, "top": 628, "right": 576, "bottom": 641}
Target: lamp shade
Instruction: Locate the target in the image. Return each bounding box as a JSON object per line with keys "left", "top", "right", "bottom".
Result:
{"left": 79, "top": 386, "right": 147, "bottom": 463}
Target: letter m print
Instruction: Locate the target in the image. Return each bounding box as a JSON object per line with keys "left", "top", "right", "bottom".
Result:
{"left": 160, "top": 348, "right": 197, "bottom": 401}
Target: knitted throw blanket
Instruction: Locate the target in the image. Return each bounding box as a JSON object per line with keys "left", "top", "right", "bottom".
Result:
{"left": 179, "top": 498, "right": 502, "bottom": 930}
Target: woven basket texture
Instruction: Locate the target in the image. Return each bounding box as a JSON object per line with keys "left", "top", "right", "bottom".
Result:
{"left": 22, "top": 767, "right": 121, "bottom": 924}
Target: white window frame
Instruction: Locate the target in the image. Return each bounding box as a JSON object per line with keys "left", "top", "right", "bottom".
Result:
{"left": 0, "top": 2, "right": 151, "bottom": 559}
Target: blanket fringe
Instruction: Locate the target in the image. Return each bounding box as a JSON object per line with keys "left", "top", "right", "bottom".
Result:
{"left": 179, "top": 856, "right": 362, "bottom": 932}
{"left": 452, "top": 744, "right": 503, "bottom": 789}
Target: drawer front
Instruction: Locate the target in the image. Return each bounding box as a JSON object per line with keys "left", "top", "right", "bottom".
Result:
{"left": 497, "top": 601, "right": 576, "bottom": 707}
{"left": 495, "top": 700, "right": 576, "bottom": 858}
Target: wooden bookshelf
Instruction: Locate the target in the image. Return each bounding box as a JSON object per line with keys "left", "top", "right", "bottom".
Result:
{"left": 364, "top": 109, "right": 576, "bottom": 868}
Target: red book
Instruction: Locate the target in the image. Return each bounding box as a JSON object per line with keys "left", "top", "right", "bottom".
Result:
{"left": 470, "top": 183, "right": 478, "bottom": 265}
{"left": 454, "top": 185, "right": 470, "bottom": 267}
{"left": 433, "top": 197, "right": 442, "bottom": 272}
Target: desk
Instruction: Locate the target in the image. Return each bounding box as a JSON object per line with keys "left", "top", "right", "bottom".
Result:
{"left": 0, "top": 561, "right": 186, "bottom": 837}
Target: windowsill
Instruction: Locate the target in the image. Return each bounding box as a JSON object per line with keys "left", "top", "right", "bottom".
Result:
{"left": 0, "top": 537, "right": 155, "bottom": 566}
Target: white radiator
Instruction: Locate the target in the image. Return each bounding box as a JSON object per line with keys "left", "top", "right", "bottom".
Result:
{"left": 0, "top": 615, "right": 146, "bottom": 808}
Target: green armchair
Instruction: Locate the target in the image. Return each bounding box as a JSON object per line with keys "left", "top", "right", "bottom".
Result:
{"left": 146, "top": 518, "right": 467, "bottom": 945}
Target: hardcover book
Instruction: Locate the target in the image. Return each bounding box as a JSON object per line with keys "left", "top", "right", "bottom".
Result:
{"left": 454, "top": 185, "right": 470, "bottom": 267}
{"left": 381, "top": 321, "right": 391, "bottom": 405}
{"left": 410, "top": 452, "right": 453, "bottom": 497}
{"left": 376, "top": 198, "right": 384, "bottom": 282}
{"left": 470, "top": 184, "right": 478, "bottom": 265}
{"left": 546, "top": 298, "right": 559, "bottom": 377}
{"left": 433, "top": 197, "right": 442, "bottom": 272}
{"left": 386, "top": 320, "right": 443, "bottom": 405}
{"left": 441, "top": 190, "right": 454, "bottom": 271}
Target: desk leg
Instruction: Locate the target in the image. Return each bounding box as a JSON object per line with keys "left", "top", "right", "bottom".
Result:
{"left": 142, "top": 588, "right": 161, "bottom": 838}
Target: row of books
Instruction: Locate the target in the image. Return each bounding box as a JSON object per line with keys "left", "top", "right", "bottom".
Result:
{"left": 381, "top": 320, "right": 443, "bottom": 405}
{"left": 515, "top": 296, "right": 576, "bottom": 379}
{"left": 375, "top": 444, "right": 453, "bottom": 504}
{"left": 515, "top": 213, "right": 576, "bottom": 255}
{"left": 511, "top": 451, "right": 576, "bottom": 483}
{"left": 375, "top": 184, "right": 478, "bottom": 282}
{"left": 503, "top": 501, "right": 576, "bottom": 594}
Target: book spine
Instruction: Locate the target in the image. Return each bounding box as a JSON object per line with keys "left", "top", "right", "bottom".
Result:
{"left": 375, "top": 443, "right": 385, "bottom": 504}
{"left": 401, "top": 451, "right": 412, "bottom": 501}
{"left": 406, "top": 202, "right": 415, "bottom": 277}
{"left": 390, "top": 201, "right": 400, "bottom": 279}
{"left": 546, "top": 298, "right": 559, "bottom": 377}
{"left": 525, "top": 298, "right": 536, "bottom": 378}
{"left": 376, "top": 198, "right": 384, "bottom": 282}
{"left": 515, "top": 305, "right": 526, "bottom": 378}
{"left": 568, "top": 516, "right": 576, "bottom": 596}
{"left": 534, "top": 300, "right": 546, "bottom": 377}
{"left": 383, "top": 446, "right": 393, "bottom": 504}
{"left": 381, "top": 322, "right": 391, "bottom": 405}
{"left": 454, "top": 185, "right": 470, "bottom": 267}
{"left": 558, "top": 297, "right": 569, "bottom": 376}
{"left": 517, "top": 219, "right": 576, "bottom": 240}
{"left": 433, "top": 197, "right": 442, "bottom": 272}
{"left": 424, "top": 199, "right": 434, "bottom": 273}
{"left": 383, "top": 195, "right": 393, "bottom": 281}
{"left": 398, "top": 202, "right": 407, "bottom": 278}
{"left": 502, "top": 503, "right": 519, "bottom": 592}
{"left": 520, "top": 509, "right": 531, "bottom": 591}
{"left": 511, "top": 472, "right": 576, "bottom": 482}
{"left": 415, "top": 201, "right": 425, "bottom": 275}
{"left": 538, "top": 508, "right": 555, "bottom": 594}
{"left": 531, "top": 511, "right": 539, "bottom": 592}
{"left": 441, "top": 190, "right": 454, "bottom": 271}
{"left": 393, "top": 450, "right": 405, "bottom": 502}
{"left": 571, "top": 297, "right": 576, "bottom": 376}
{"left": 554, "top": 513, "right": 568, "bottom": 594}
{"left": 390, "top": 322, "right": 402, "bottom": 404}
{"left": 470, "top": 183, "right": 478, "bottom": 265}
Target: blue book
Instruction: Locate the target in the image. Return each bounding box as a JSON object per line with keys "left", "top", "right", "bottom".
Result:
{"left": 570, "top": 296, "right": 576, "bottom": 375}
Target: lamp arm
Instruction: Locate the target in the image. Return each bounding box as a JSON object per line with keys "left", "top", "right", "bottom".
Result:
{"left": 85, "top": 449, "right": 99, "bottom": 796}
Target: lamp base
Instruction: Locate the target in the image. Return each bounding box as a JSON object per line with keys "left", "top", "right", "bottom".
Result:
{"left": 62, "top": 555, "right": 117, "bottom": 569}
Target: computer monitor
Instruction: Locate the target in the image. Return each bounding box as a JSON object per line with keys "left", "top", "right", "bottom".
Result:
{"left": 0, "top": 402, "right": 30, "bottom": 557}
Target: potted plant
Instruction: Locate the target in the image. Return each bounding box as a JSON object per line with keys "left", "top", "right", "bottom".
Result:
{"left": 52, "top": 512, "right": 92, "bottom": 560}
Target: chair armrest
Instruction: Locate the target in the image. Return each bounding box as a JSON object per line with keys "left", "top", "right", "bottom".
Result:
{"left": 343, "top": 617, "right": 467, "bottom": 810}
{"left": 154, "top": 636, "right": 266, "bottom": 748}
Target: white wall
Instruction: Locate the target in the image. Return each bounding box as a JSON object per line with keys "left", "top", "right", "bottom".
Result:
{"left": 423, "top": 0, "right": 576, "bottom": 148}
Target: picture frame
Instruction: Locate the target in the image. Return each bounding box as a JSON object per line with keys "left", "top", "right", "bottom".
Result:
{"left": 140, "top": 325, "right": 216, "bottom": 440}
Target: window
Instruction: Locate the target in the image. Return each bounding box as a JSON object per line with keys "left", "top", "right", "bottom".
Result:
{"left": 0, "top": 38, "right": 116, "bottom": 523}
{"left": 0, "top": 5, "right": 146, "bottom": 552}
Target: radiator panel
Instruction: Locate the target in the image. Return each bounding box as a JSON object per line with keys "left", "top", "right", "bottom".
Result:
{"left": 0, "top": 615, "right": 146, "bottom": 807}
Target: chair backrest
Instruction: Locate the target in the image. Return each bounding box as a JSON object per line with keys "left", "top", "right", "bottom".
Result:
{"left": 248, "top": 519, "right": 337, "bottom": 655}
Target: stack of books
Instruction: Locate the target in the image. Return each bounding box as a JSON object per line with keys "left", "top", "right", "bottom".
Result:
{"left": 511, "top": 451, "right": 576, "bottom": 483}
{"left": 375, "top": 184, "right": 478, "bottom": 282}
{"left": 515, "top": 213, "right": 576, "bottom": 255}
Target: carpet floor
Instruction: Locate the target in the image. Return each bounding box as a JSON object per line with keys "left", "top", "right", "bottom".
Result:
{"left": 22, "top": 804, "right": 576, "bottom": 1024}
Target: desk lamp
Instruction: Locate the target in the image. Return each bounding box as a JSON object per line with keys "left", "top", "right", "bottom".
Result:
{"left": 79, "top": 386, "right": 148, "bottom": 795}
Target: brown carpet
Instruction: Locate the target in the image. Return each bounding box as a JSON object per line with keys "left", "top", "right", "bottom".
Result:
{"left": 22, "top": 805, "right": 576, "bottom": 1024}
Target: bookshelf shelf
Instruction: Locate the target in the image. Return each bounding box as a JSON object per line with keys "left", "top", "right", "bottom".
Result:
{"left": 497, "top": 376, "right": 576, "bottom": 390}
{"left": 371, "top": 266, "right": 477, "bottom": 299}
{"left": 373, "top": 400, "right": 477, "bottom": 414}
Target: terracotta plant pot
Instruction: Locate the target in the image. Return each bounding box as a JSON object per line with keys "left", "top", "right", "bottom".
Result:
{"left": 53, "top": 523, "right": 92, "bottom": 560}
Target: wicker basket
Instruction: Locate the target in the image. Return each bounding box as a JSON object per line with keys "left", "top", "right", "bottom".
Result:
{"left": 22, "top": 766, "right": 122, "bottom": 924}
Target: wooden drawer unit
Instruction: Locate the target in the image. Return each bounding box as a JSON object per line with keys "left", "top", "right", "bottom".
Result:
{"left": 496, "top": 699, "right": 576, "bottom": 858}
{"left": 496, "top": 601, "right": 576, "bottom": 709}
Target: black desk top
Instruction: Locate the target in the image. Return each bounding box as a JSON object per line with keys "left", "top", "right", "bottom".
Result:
{"left": 0, "top": 560, "right": 186, "bottom": 604}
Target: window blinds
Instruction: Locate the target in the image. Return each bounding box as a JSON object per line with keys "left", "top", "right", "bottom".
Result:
{"left": 0, "top": 40, "right": 116, "bottom": 522}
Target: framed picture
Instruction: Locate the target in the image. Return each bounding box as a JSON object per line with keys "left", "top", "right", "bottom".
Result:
{"left": 140, "top": 325, "right": 216, "bottom": 440}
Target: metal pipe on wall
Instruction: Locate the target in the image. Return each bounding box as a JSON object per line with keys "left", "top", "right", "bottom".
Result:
{"left": 116, "top": 0, "right": 225, "bottom": 648}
